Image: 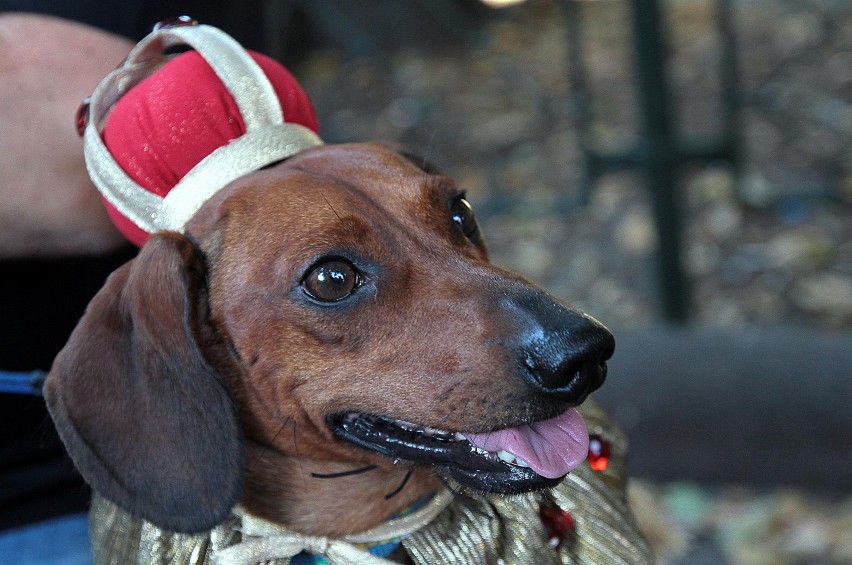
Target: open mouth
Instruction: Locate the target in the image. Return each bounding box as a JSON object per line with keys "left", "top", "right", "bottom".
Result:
{"left": 329, "top": 408, "right": 589, "bottom": 494}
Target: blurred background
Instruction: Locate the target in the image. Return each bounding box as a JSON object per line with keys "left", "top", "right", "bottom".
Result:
{"left": 1, "top": 0, "right": 850, "bottom": 563}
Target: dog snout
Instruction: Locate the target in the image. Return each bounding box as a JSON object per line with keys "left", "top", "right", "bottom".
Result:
{"left": 504, "top": 290, "right": 615, "bottom": 405}
{"left": 519, "top": 319, "right": 614, "bottom": 404}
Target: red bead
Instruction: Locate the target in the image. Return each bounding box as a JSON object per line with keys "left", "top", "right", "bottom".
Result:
{"left": 75, "top": 98, "right": 91, "bottom": 138}
{"left": 539, "top": 505, "right": 575, "bottom": 549}
{"left": 587, "top": 434, "right": 610, "bottom": 472}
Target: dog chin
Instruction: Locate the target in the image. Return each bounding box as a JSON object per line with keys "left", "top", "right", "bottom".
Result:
{"left": 442, "top": 464, "right": 563, "bottom": 495}
{"left": 329, "top": 408, "right": 588, "bottom": 494}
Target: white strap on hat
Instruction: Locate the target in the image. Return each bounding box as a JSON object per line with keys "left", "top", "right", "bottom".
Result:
{"left": 82, "top": 21, "right": 323, "bottom": 234}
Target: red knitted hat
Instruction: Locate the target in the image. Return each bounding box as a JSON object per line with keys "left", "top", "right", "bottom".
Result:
{"left": 80, "top": 20, "right": 322, "bottom": 246}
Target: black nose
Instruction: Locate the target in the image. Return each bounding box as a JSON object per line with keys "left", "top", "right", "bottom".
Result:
{"left": 513, "top": 299, "right": 615, "bottom": 405}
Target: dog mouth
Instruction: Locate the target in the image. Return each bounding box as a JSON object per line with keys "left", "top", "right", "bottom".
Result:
{"left": 329, "top": 408, "right": 589, "bottom": 494}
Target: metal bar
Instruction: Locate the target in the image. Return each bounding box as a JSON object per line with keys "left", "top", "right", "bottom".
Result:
{"left": 677, "top": 142, "right": 736, "bottom": 164}
{"left": 562, "top": 0, "right": 596, "bottom": 205}
{"left": 630, "top": 0, "right": 690, "bottom": 322}
{"left": 717, "top": 0, "right": 743, "bottom": 177}
{"left": 563, "top": 0, "right": 743, "bottom": 322}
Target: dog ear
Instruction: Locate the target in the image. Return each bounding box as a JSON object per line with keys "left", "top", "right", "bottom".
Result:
{"left": 44, "top": 232, "right": 243, "bottom": 533}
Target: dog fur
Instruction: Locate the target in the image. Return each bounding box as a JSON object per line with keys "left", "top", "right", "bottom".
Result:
{"left": 45, "top": 143, "right": 616, "bottom": 547}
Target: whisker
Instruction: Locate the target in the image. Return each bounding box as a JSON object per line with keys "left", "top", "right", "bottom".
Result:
{"left": 438, "top": 476, "right": 461, "bottom": 496}
{"left": 291, "top": 419, "right": 307, "bottom": 489}
{"left": 384, "top": 469, "right": 412, "bottom": 500}
{"left": 269, "top": 417, "right": 292, "bottom": 446}
{"left": 311, "top": 465, "right": 378, "bottom": 479}
{"left": 258, "top": 417, "right": 292, "bottom": 460}
{"left": 423, "top": 126, "right": 439, "bottom": 169}
{"left": 319, "top": 189, "right": 342, "bottom": 222}
{"left": 438, "top": 477, "right": 492, "bottom": 520}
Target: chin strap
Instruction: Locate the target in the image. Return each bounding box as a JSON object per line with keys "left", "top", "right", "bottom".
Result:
{"left": 211, "top": 488, "right": 454, "bottom": 565}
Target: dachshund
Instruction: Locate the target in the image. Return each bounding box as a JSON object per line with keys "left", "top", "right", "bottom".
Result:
{"left": 44, "top": 142, "right": 623, "bottom": 561}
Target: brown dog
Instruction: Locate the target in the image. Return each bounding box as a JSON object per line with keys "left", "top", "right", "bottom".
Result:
{"left": 45, "top": 143, "right": 648, "bottom": 563}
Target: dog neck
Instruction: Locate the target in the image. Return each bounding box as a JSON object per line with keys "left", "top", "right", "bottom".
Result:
{"left": 240, "top": 439, "right": 443, "bottom": 537}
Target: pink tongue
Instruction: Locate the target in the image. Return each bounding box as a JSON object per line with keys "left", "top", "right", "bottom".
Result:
{"left": 465, "top": 408, "right": 589, "bottom": 479}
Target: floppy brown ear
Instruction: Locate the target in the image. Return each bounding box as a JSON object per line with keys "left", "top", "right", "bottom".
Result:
{"left": 44, "top": 232, "right": 243, "bottom": 533}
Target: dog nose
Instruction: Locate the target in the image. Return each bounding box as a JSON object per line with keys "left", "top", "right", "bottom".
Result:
{"left": 512, "top": 297, "right": 615, "bottom": 405}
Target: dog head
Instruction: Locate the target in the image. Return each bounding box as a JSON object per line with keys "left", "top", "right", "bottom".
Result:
{"left": 45, "top": 142, "right": 613, "bottom": 533}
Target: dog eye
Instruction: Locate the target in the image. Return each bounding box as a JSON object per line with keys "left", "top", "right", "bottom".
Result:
{"left": 451, "top": 196, "right": 482, "bottom": 244}
{"left": 302, "top": 259, "right": 360, "bottom": 302}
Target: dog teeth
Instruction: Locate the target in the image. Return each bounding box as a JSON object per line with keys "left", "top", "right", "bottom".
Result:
{"left": 496, "top": 449, "right": 530, "bottom": 468}
{"left": 456, "top": 434, "right": 530, "bottom": 468}
{"left": 395, "top": 420, "right": 417, "bottom": 432}
{"left": 390, "top": 418, "right": 458, "bottom": 441}
{"left": 357, "top": 415, "right": 530, "bottom": 469}
{"left": 422, "top": 426, "right": 447, "bottom": 438}
{"left": 354, "top": 414, "right": 531, "bottom": 469}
